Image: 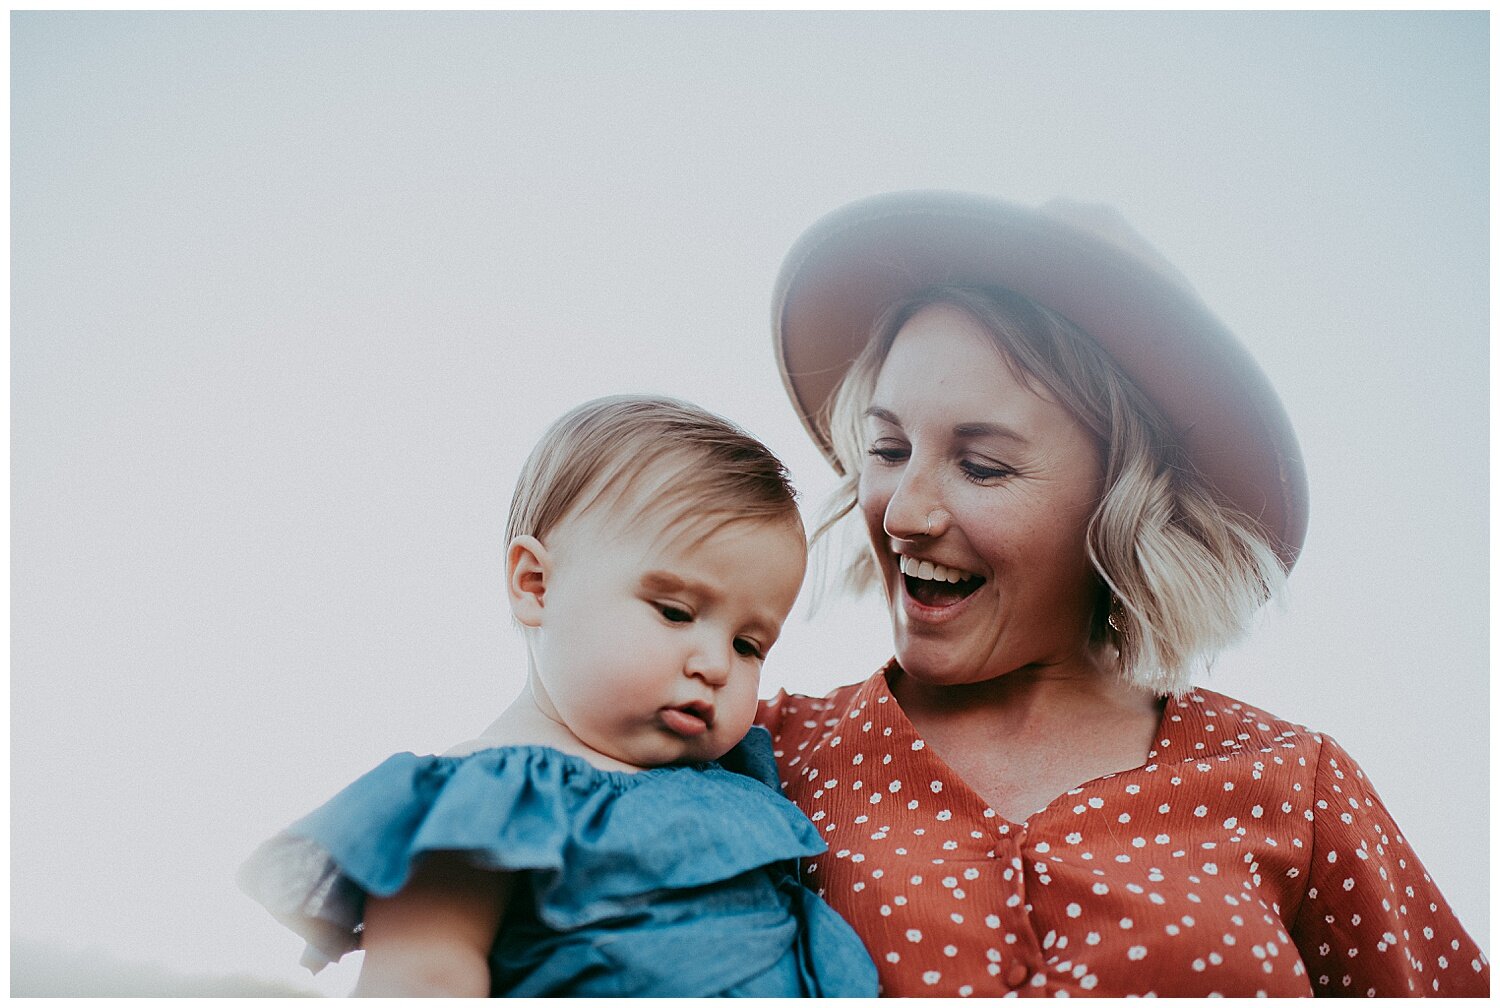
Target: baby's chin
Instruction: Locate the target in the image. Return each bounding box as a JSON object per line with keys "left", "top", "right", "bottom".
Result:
{"left": 698, "top": 724, "right": 757, "bottom": 765}
{"left": 697, "top": 736, "right": 749, "bottom": 765}
{"left": 614, "top": 731, "right": 748, "bottom": 770}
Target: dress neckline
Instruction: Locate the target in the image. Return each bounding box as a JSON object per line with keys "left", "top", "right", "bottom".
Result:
{"left": 867, "top": 660, "right": 1185, "bottom": 828}
{"left": 438, "top": 742, "right": 715, "bottom": 782}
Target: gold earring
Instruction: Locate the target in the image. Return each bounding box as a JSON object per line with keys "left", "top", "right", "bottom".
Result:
{"left": 1107, "top": 596, "right": 1128, "bottom": 635}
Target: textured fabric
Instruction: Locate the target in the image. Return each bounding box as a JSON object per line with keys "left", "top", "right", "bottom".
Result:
{"left": 757, "top": 663, "right": 1489, "bottom": 997}
{"left": 238, "top": 726, "right": 878, "bottom": 997}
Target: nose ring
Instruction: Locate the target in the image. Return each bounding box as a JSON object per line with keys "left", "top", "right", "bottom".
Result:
{"left": 924, "top": 510, "right": 938, "bottom": 536}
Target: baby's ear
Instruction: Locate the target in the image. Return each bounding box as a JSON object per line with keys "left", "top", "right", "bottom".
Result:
{"left": 506, "top": 535, "right": 550, "bottom": 628}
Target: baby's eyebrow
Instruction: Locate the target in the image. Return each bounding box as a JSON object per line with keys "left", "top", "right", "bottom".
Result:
{"left": 640, "top": 570, "right": 713, "bottom": 597}
{"left": 641, "top": 570, "right": 783, "bottom": 638}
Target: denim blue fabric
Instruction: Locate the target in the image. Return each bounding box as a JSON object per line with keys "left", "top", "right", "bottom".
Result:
{"left": 238, "top": 727, "right": 877, "bottom": 996}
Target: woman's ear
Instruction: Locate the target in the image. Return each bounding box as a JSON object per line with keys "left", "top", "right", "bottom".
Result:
{"left": 506, "top": 535, "right": 550, "bottom": 628}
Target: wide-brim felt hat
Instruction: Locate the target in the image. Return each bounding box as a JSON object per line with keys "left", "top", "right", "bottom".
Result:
{"left": 772, "top": 189, "right": 1309, "bottom": 570}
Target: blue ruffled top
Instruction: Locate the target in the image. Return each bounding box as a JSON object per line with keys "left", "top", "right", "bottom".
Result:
{"left": 238, "top": 727, "right": 877, "bottom": 997}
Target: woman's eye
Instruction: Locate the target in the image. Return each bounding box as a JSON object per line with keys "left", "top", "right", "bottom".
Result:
{"left": 960, "top": 459, "right": 1014, "bottom": 483}
{"left": 733, "top": 637, "right": 764, "bottom": 660}
{"left": 656, "top": 604, "right": 693, "bottom": 623}
{"left": 866, "top": 441, "right": 909, "bottom": 465}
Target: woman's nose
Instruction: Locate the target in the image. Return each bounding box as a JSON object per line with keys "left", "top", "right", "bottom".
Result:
{"left": 882, "top": 466, "right": 947, "bottom": 541}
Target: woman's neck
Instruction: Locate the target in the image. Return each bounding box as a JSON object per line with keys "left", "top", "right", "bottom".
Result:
{"left": 887, "top": 651, "right": 1160, "bottom": 740}
{"left": 885, "top": 655, "right": 1166, "bottom": 823}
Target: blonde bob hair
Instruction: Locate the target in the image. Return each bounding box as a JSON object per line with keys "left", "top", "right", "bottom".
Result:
{"left": 507, "top": 394, "right": 801, "bottom": 550}
{"left": 816, "top": 285, "right": 1286, "bottom": 697}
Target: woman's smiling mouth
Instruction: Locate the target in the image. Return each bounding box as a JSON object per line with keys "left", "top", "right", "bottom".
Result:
{"left": 898, "top": 554, "right": 985, "bottom": 607}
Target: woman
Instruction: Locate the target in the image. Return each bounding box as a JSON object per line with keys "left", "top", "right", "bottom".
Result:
{"left": 756, "top": 190, "right": 1488, "bottom": 997}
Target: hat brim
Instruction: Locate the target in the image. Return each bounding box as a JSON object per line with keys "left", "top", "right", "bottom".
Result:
{"left": 772, "top": 189, "right": 1308, "bottom": 569}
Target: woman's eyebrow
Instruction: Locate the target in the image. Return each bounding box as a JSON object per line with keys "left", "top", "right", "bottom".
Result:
{"left": 954, "top": 421, "right": 1030, "bottom": 445}
{"left": 867, "top": 406, "right": 1029, "bottom": 445}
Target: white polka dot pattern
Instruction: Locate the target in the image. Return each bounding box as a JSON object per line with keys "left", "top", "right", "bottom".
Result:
{"left": 757, "top": 664, "right": 1489, "bottom": 998}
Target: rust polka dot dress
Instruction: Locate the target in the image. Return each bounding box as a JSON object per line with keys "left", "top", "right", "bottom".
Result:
{"left": 757, "top": 663, "right": 1489, "bottom": 997}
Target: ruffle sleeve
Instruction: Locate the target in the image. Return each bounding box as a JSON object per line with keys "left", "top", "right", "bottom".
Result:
{"left": 238, "top": 729, "right": 827, "bottom": 972}
{"left": 1290, "top": 733, "right": 1489, "bottom": 996}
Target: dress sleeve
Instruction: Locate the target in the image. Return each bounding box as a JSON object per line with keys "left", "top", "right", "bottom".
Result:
{"left": 1289, "top": 733, "right": 1489, "bottom": 996}
{"left": 755, "top": 691, "right": 790, "bottom": 739}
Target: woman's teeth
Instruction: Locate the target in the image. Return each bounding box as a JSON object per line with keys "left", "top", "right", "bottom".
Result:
{"left": 898, "top": 554, "right": 983, "bottom": 608}
{"left": 899, "top": 555, "right": 969, "bottom": 583}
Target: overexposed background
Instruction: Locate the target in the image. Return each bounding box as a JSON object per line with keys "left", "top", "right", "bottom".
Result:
{"left": 12, "top": 11, "right": 1488, "bottom": 996}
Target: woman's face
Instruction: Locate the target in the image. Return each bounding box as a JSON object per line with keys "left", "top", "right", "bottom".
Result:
{"left": 858, "top": 302, "right": 1106, "bottom": 687}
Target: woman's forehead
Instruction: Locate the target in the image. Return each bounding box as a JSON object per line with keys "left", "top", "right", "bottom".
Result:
{"left": 868, "top": 311, "right": 1101, "bottom": 462}
{"left": 874, "top": 319, "right": 1058, "bottom": 418}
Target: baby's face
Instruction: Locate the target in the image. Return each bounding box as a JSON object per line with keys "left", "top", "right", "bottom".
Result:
{"left": 529, "top": 510, "right": 807, "bottom": 768}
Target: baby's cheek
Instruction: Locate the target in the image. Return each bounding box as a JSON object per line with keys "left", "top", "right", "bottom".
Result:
{"left": 721, "top": 685, "right": 762, "bottom": 740}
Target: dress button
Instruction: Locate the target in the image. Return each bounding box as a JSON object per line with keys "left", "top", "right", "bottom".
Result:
{"left": 1004, "top": 960, "right": 1031, "bottom": 989}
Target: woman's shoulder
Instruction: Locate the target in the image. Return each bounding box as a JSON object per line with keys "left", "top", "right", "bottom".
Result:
{"left": 1161, "top": 687, "right": 1327, "bottom": 760}
{"left": 757, "top": 665, "right": 891, "bottom": 736}
{"left": 1157, "top": 687, "right": 1408, "bottom": 807}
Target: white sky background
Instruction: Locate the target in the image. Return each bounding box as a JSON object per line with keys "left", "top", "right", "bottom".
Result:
{"left": 11, "top": 11, "right": 1488, "bottom": 996}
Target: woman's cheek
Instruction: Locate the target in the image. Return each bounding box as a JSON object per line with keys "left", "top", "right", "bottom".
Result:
{"left": 856, "top": 474, "right": 891, "bottom": 539}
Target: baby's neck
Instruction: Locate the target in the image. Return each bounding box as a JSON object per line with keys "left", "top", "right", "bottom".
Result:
{"left": 444, "top": 685, "right": 648, "bottom": 774}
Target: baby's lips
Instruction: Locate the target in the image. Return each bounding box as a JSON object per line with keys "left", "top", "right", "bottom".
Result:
{"left": 660, "top": 704, "right": 712, "bottom": 738}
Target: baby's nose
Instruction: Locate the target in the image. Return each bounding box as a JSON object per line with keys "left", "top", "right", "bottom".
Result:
{"left": 685, "top": 645, "right": 730, "bottom": 685}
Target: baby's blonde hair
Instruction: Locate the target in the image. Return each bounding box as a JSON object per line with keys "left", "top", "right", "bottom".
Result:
{"left": 816, "top": 285, "right": 1286, "bottom": 697}
{"left": 507, "top": 394, "right": 801, "bottom": 551}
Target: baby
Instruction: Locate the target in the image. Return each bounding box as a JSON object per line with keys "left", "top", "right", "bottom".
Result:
{"left": 238, "top": 394, "right": 877, "bottom": 996}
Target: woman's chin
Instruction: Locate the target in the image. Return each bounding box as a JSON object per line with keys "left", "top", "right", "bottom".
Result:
{"left": 890, "top": 636, "right": 991, "bottom": 688}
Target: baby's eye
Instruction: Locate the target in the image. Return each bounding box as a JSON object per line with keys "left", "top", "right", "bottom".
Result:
{"left": 733, "top": 637, "right": 765, "bottom": 660}
{"left": 656, "top": 604, "right": 693, "bottom": 623}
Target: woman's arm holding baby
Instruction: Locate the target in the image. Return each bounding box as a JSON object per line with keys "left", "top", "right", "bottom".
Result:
{"left": 354, "top": 852, "right": 511, "bottom": 997}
